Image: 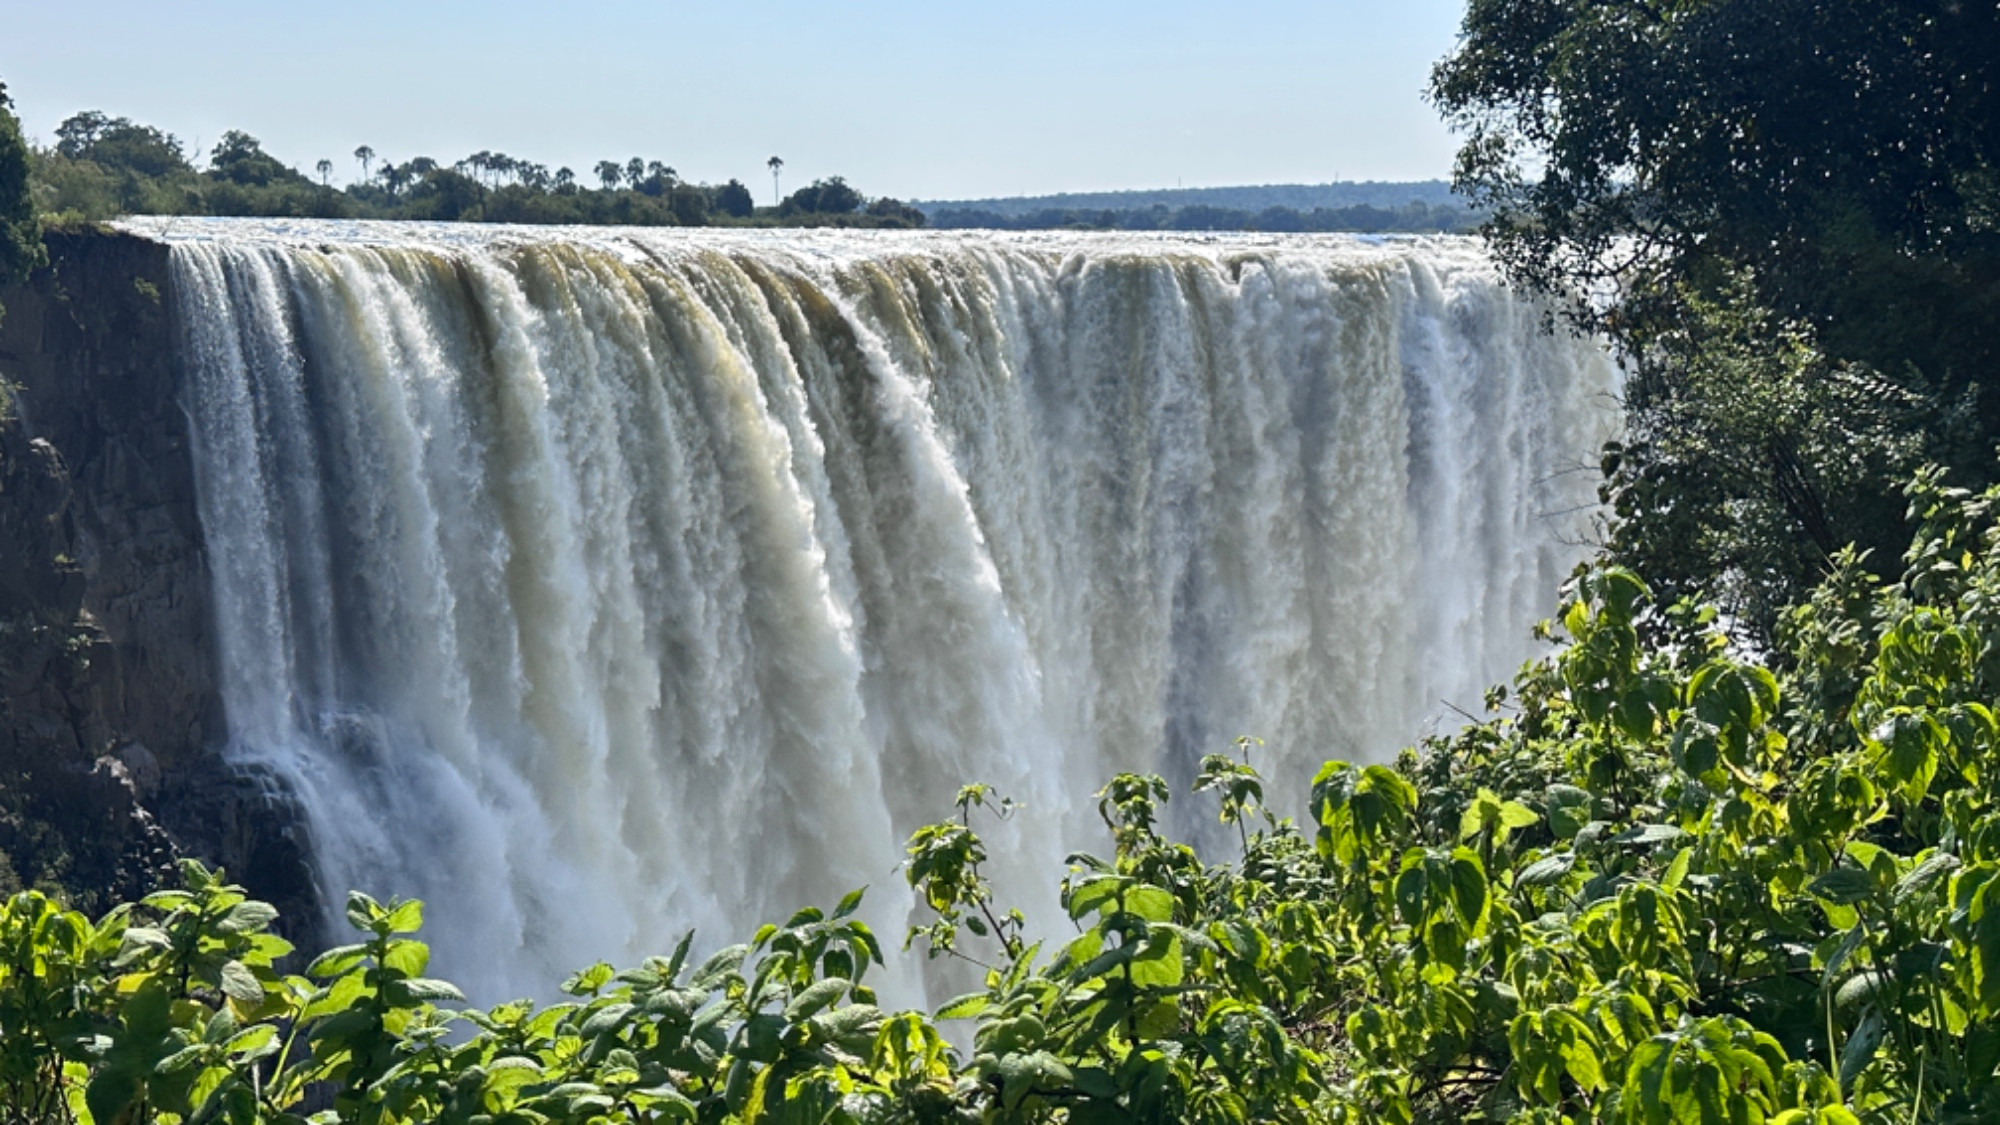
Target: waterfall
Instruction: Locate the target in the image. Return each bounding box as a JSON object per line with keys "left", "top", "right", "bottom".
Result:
{"left": 143, "top": 218, "right": 1617, "bottom": 1001}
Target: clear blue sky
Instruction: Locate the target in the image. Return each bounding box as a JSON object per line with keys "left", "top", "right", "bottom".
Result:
{"left": 1, "top": 0, "right": 1470, "bottom": 202}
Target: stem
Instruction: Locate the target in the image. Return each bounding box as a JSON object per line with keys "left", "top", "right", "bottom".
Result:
{"left": 1908, "top": 1052, "right": 1924, "bottom": 1125}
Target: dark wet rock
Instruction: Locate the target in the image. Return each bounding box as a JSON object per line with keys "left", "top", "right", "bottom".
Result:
{"left": 0, "top": 228, "right": 316, "bottom": 928}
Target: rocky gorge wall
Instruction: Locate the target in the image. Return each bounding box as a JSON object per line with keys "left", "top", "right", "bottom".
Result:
{"left": 0, "top": 228, "right": 311, "bottom": 919}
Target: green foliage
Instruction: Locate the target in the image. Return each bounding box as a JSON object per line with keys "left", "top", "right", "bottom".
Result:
{"left": 19, "top": 475, "right": 2000, "bottom": 1121}
{"left": 781, "top": 178, "right": 863, "bottom": 217}
{"left": 53, "top": 112, "right": 191, "bottom": 178}
{"left": 1596, "top": 280, "right": 1970, "bottom": 643}
{"left": 715, "top": 180, "right": 756, "bottom": 219}
{"left": 1431, "top": 0, "right": 2000, "bottom": 386}
{"left": 206, "top": 131, "right": 308, "bottom": 189}
{"left": 0, "top": 81, "right": 46, "bottom": 302}
{"left": 1432, "top": 0, "right": 2000, "bottom": 641}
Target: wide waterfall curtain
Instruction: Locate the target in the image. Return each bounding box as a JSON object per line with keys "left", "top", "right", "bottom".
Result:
{"left": 155, "top": 220, "right": 1617, "bottom": 1002}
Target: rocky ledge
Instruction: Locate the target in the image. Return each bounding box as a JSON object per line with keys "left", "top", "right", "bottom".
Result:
{"left": 0, "top": 227, "right": 315, "bottom": 928}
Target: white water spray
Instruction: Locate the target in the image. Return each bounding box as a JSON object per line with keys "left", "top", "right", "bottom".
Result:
{"left": 144, "top": 219, "right": 1617, "bottom": 1001}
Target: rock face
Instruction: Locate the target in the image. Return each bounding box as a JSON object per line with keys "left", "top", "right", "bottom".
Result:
{"left": 0, "top": 228, "right": 313, "bottom": 924}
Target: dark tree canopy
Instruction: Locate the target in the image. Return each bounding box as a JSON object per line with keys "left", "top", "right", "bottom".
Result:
{"left": 714, "top": 178, "right": 755, "bottom": 218}
{"left": 53, "top": 111, "right": 190, "bottom": 178}
{"left": 1433, "top": 0, "right": 2000, "bottom": 641}
{"left": 864, "top": 196, "right": 925, "bottom": 225}
{"left": 207, "top": 130, "right": 307, "bottom": 188}
{"left": 781, "top": 176, "right": 863, "bottom": 216}
{"left": 1432, "top": 0, "right": 2000, "bottom": 387}
{"left": 0, "top": 82, "right": 43, "bottom": 300}
{"left": 400, "top": 167, "right": 485, "bottom": 221}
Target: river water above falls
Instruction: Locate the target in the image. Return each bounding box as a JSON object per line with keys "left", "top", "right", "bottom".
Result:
{"left": 134, "top": 218, "right": 1617, "bottom": 1001}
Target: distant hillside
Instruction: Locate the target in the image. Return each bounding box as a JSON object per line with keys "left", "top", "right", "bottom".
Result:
{"left": 913, "top": 181, "right": 1477, "bottom": 235}
{"left": 915, "top": 181, "right": 1461, "bottom": 218}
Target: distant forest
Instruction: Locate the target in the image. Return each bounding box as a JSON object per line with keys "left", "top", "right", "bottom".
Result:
{"left": 28, "top": 111, "right": 927, "bottom": 229}
{"left": 917, "top": 181, "right": 1478, "bottom": 233}
{"left": 918, "top": 180, "right": 1461, "bottom": 215}
{"left": 925, "top": 200, "right": 1477, "bottom": 234}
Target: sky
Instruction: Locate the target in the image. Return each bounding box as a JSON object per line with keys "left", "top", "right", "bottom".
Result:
{"left": 1, "top": 0, "right": 1470, "bottom": 203}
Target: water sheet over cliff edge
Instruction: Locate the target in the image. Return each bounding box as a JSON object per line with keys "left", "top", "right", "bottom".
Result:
{"left": 130, "top": 218, "right": 1617, "bottom": 1002}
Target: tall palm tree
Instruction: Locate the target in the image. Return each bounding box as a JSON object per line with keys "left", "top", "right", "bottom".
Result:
{"left": 315, "top": 159, "right": 333, "bottom": 187}
{"left": 594, "top": 161, "right": 622, "bottom": 190}
{"left": 353, "top": 145, "right": 374, "bottom": 181}
{"left": 767, "top": 155, "right": 784, "bottom": 206}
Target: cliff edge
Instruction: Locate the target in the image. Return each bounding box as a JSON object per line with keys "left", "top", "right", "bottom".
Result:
{"left": 0, "top": 227, "right": 313, "bottom": 924}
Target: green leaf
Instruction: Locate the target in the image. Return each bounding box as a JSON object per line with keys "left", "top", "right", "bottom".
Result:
{"left": 1834, "top": 971, "right": 1888, "bottom": 1011}
{"left": 85, "top": 1058, "right": 143, "bottom": 1125}
{"left": 1449, "top": 848, "right": 1490, "bottom": 927}
{"left": 1821, "top": 926, "right": 1866, "bottom": 986}
{"left": 1839, "top": 1008, "right": 1884, "bottom": 1093}
{"left": 306, "top": 943, "right": 369, "bottom": 979}
{"left": 385, "top": 977, "right": 465, "bottom": 1005}
{"left": 562, "top": 961, "right": 616, "bottom": 996}
{"left": 1893, "top": 853, "right": 1958, "bottom": 903}
{"left": 1559, "top": 1034, "right": 1604, "bottom": 1091}
{"left": 1123, "top": 885, "right": 1174, "bottom": 924}
{"left": 224, "top": 1024, "right": 278, "bottom": 1059}
{"left": 783, "top": 978, "right": 847, "bottom": 1022}
{"left": 218, "top": 959, "right": 263, "bottom": 1004}
{"left": 343, "top": 891, "right": 382, "bottom": 932}
{"left": 1517, "top": 854, "right": 1575, "bottom": 887}
{"left": 155, "top": 1044, "right": 211, "bottom": 1076}
{"left": 381, "top": 938, "right": 429, "bottom": 978}
{"left": 691, "top": 943, "right": 751, "bottom": 988}
{"left": 1067, "top": 876, "right": 1126, "bottom": 922}
{"left": 1395, "top": 857, "right": 1431, "bottom": 927}
{"left": 935, "top": 991, "right": 991, "bottom": 1020}
{"left": 382, "top": 899, "right": 424, "bottom": 934}
{"left": 1661, "top": 847, "right": 1692, "bottom": 891}
{"left": 581, "top": 1002, "right": 637, "bottom": 1038}
{"left": 1611, "top": 823, "right": 1685, "bottom": 847}
{"left": 214, "top": 901, "right": 280, "bottom": 935}
{"left": 1545, "top": 785, "right": 1594, "bottom": 841}
{"left": 1974, "top": 906, "right": 2000, "bottom": 1011}
{"left": 1128, "top": 934, "right": 1185, "bottom": 989}
{"left": 1809, "top": 867, "right": 1877, "bottom": 905}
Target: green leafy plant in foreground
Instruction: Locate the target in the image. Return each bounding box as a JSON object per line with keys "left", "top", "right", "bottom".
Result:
{"left": 13, "top": 470, "right": 2000, "bottom": 1122}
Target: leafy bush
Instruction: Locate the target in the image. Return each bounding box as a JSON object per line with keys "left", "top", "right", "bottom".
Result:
{"left": 11, "top": 471, "right": 2000, "bottom": 1122}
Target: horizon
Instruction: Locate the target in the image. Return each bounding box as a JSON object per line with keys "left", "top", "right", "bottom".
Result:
{"left": 1, "top": 0, "right": 1468, "bottom": 203}
{"left": 909, "top": 178, "right": 1456, "bottom": 206}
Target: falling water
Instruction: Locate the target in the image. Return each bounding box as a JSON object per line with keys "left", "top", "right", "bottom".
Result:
{"left": 140, "top": 218, "right": 1616, "bottom": 1001}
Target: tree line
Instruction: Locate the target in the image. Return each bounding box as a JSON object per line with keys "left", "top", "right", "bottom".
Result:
{"left": 27, "top": 111, "right": 926, "bottom": 229}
